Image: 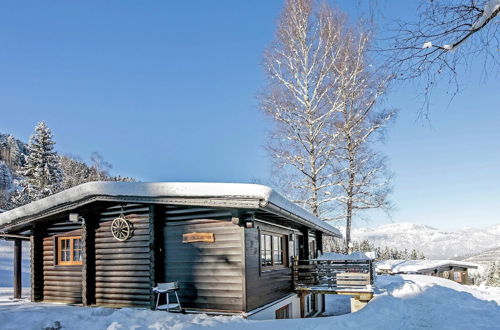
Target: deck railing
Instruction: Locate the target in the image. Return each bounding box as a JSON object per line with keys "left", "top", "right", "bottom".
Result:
{"left": 292, "top": 258, "right": 374, "bottom": 291}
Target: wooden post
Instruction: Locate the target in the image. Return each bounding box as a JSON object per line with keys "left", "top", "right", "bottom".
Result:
{"left": 301, "top": 229, "right": 310, "bottom": 260}
{"left": 82, "top": 218, "right": 95, "bottom": 306}
{"left": 13, "top": 239, "right": 21, "bottom": 299}
{"left": 321, "top": 293, "right": 326, "bottom": 314}
{"left": 30, "top": 225, "right": 44, "bottom": 302}
{"left": 292, "top": 256, "right": 299, "bottom": 287}
{"left": 317, "top": 232, "right": 323, "bottom": 255}
{"left": 299, "top": 292, "right": 306, "bottom": 318}
{"left": 148, "top": 205, "right": 156, "bottom": 310}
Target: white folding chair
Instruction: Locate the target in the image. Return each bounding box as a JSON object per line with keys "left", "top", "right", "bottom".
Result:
{"left": 153, "top": 282, "right": 182, "bottom": 312}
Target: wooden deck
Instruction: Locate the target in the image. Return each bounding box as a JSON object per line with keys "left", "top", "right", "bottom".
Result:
{"left": 292, "top": 258, "right": 375, "bottom": 315}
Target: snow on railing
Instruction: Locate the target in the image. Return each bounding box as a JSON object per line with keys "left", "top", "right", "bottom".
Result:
{"left": 292, "top": 257, "right": 374, "bottom": 291}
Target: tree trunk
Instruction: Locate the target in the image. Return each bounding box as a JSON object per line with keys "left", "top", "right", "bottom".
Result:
{"left": 345, "top": 131, "right": 355, "bottom": 254}
{"left": 345, "top": 201, "right": 352, "bottom": 254}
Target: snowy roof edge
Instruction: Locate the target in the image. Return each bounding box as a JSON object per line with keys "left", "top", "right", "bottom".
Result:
{"left": 376, "top": 259, "right": 479, "bottom": 272}
{"left": 0, "top": 182, "right": 341, "bottom": 237}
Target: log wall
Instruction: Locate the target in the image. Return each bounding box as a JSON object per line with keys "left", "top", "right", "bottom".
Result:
{"left": 245, "top": 222, "right": 295, "bottom": 311}
{"left": 94, "top": 203, "right": 152, "bottom": 307}
{"left": 42, "top": 221, "right": 83, "bottom": 304}
{"left": 162, "top": 207, "right": 244, "bottom": 312}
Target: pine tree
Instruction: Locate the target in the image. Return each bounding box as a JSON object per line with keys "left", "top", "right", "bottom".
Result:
{"left": 59, "top": 155, "right": 93, "bottom": 190}
{"left": 483, "top": 261, "right": 500, "bottom": 287}
{"left": 380, "top": 246, "right": 391, "bottom": 260}
{"left": 11, "top": 122, "right": 62, "bottom": 206}
{"left": 360, "top": 240, "right": 372, "bottom": 252}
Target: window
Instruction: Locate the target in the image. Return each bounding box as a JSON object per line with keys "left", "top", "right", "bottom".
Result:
{"left": 454, "top": 272, "right": 462, "bottom": 282}
{"left": 261, "top": 234, "right": 272, "bottom": 266}
{"left": 57, "top": 236, "right": 82, "bottom": 266}
{"left": 260, "top": 232, "right": 286, "bottom": 269}
{"left": 309, "top": 238, "right": 316, "bottom": 259}
{"left": 275, "top": 304, "right": 290, "bottom": 319}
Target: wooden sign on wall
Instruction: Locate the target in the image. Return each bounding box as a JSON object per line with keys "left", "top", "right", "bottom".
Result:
{"left": 182, "top": 232, "right": 215, "bottom": 243}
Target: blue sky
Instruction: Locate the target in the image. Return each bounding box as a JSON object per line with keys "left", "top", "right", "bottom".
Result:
{"left": 0, "top": 1, "right": 498, "bottom": 230}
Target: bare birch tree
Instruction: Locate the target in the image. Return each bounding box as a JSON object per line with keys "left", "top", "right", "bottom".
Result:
{"left": 329, "top": 24, "right": 396, "bottom": 252}
{"left": 261, "top": 0, "right": 346, "bottom": 216}
{"left": 262, "top": 0, "right": 395, "bottom": 251}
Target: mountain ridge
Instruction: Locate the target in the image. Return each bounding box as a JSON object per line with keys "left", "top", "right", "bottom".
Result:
{"left": 342, "top": 222, "right": 500, "bottom": 259}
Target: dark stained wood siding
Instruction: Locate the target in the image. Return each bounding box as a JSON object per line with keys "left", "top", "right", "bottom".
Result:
{"left": 42, "top": 221, "right": 83, "bottom": 304}
{"left": 94, "top": 204, "right": 152, "bottom": 307}
{"left": 245, "top": 222, "right": 294, "bottom": 312}
{"left": 163, "top": 207, "right": 244, "bottom": 312}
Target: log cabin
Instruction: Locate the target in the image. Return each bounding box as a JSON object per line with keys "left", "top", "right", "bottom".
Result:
{"left": 0, "top": 182, "right": 342, "bottom": 319}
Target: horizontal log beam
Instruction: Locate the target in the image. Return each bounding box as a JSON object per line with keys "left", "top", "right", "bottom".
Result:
{"left": 0, "top": 234, "right": 30, "bottom": 240}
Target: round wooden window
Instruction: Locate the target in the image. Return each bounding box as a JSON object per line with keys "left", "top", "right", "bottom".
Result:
{"left": 442, "top": 271, "right": 450, "bottom": 279}
{"left": 111, "top": 217, "right": 132, "bottom": 241}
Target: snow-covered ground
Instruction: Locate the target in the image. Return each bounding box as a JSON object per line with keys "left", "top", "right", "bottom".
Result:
{"left": 0, "top": 274, "right": 498, "bottom": 330}
{"left": 0, "top": 240, "right": 30, "bottom": 288}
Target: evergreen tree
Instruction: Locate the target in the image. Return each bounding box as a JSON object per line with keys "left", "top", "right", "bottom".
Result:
{"left": 360, "top": 240, "right": 372, "bottom": 252}
{"left": 59, "top": 155, "right": 93, "bottom": 191}
{"left": 11, "top": 122, "right": 62, "bottom": 206}
{"left": 483, "top": 261, "right": 500, "bottom": 287}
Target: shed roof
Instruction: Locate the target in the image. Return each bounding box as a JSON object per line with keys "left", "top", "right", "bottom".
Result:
{"left": 0, "top": 182, "right": 341, "bottom": 237}
{"left": 375, "top": 259, "right": 479, "bottom": 273}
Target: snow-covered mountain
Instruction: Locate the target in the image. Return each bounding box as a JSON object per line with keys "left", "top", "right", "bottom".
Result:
{"left": 346, "top": 222, "right": 500, "bottom": 259}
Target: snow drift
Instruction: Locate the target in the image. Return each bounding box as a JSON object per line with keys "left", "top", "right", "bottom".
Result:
{"left": 0, "top": 274, "right": 498, "bottom": 330}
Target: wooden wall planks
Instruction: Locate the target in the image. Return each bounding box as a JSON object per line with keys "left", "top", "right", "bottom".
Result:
{"left": 162, "top": 207, "right": 244, "bottom": 312}
{"left": 94, "top": 204, "right": 152, "bottom": 307}
{"left": 42, "top": 222, "right": 83, "bottom": 304}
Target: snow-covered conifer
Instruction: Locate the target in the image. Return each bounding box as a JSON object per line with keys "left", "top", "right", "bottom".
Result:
{"left": 11, "top": 122, "right": 62, "bottom": 206}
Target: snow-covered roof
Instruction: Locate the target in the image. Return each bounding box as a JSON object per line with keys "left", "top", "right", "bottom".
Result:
{"left": 375, "top": 259, "right": 479, "bottom": 273}
{"left": 0, "top": 182, "right": 341, "bottom": 237}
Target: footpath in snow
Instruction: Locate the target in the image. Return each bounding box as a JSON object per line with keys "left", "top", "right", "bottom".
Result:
{"left": 0, "top": 275, "right": 499, "bottom": 330}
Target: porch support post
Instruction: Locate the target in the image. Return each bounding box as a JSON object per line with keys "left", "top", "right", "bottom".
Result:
{"left": 317, "top": 232, "right": 323, "bottom": 255}
{"left": 13, "top": 239, "right": 21, "bottom": 299}
{"left": 30, "top": 225, "right": 44, "bottom": 302}
{"left": 82, "top": 218, "right": 95, "bottom": 306}
{"left": 301, "top": 229, "right": 310, "bottom": 260}
{"left": 148, "top": 205, "right": 156, "bottom": 310}
{"left": 299, "top": 291, "right": 306, "bottom": 318}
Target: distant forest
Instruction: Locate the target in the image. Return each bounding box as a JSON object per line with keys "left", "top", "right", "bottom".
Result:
{"left": 325, "top": 237, "right": 426, "bottom": 260}
{"left": 0, "top": 122, "right": 134, "bottom": 210}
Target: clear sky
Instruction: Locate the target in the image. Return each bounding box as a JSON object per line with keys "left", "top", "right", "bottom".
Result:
{"left": 1, "top": 1, "right": 498, "bottom": 230}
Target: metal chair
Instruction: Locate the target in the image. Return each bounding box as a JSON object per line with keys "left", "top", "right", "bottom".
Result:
{"left": 153, "top": 282, "right": 182, "bottom": 312}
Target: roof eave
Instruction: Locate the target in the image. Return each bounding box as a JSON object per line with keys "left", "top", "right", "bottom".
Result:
{"left": 262, "top": 201, "right": 342, "bottom": 237}
{"left": 0, "top": 194, "right": 341, "bottom": 237}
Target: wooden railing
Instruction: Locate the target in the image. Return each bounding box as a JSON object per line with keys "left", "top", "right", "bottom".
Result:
{"left": 292, "top": 258, "right": 374, "bottom": 291}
